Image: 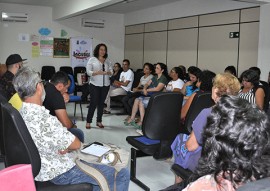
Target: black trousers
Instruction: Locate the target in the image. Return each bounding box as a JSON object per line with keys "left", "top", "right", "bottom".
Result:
{"left": 122, "top": 96, "right": 136, "bottom": 115}
{"left": 86, "top": 84, "right": 110, "bottom": 123}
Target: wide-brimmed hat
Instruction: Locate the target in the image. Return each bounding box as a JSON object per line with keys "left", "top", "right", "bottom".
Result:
{"left": 6, "top": 54, "right": 27, "bottom": 66}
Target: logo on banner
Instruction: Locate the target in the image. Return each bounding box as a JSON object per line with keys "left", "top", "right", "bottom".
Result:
{"left": 73, "top": 40, "right": 91, "bottom": 60}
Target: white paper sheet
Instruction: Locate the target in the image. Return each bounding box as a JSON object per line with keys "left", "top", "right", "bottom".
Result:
{"left": 81, "top": 144, "right": 110, "bottom": 157}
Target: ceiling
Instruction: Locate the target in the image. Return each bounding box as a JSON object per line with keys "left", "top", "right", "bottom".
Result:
{"left": 0, "top": 0, "right": 182, "bottom": 14}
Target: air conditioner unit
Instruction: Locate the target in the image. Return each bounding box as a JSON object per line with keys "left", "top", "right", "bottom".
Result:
{"left": 2, "top": 12, "right": 28, "bottom": 22}
{"left": 82, "top": 19, "right": 105, "bottom": 28}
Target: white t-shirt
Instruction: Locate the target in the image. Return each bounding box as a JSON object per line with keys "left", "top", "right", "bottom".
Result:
{"left": 119, "top": 69, "right": 134, "bottom": 91}
{"left": 166, "top": 79, "right": 184, "bottom": 92}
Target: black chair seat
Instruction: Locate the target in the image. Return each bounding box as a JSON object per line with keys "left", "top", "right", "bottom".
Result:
{"left": 126, "top": 92, "right": 183, "bottom": 190}
{"left": 126, "top": 136, "right": 160, "bottom": 156}
{"left": 171, "top": 164, "right": 192, "bottom": 180}
{"left": 35, "top": 181, "right": 92, "bottom": 191}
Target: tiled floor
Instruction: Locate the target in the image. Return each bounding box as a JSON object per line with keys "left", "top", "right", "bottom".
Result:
{"left": 71, "top": 103, "right": 175, "bottom": 191}
{"left": 0, "top": 102, "right": 175, "bottom": 191}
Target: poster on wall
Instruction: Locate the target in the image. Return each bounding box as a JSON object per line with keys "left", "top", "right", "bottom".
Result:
{"left": 40, "top": 36, "right": 53, "bottom": 56}
{"left": 53, "top": 38, "right": 70, "bottom": 58}
{"left": 70, "top": 37, "right": 92, "bottom": 68}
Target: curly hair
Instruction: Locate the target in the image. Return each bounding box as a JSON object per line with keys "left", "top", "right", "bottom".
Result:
{"left": 213, "top": 73, "right": 241, "bottom": 97}
{"left": 93, "top": 43, "right": 108, "bottom": 59}
{"left": 143, "top": 62, "right": 154, "bottom": 74}
{"left": 198, "top": 70, "right": 216, "bottom": 91}
{"left": 190, "top": 95, "right": 270, "bottom": 188}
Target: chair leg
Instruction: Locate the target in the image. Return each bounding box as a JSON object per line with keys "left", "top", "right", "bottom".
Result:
{"left": 130, "top": 148, "right": 150, "bottom": 191}
{"left": 79, "top": 101, "right": 83, "bottom": 121}
{"left": 74, "top": 102, "right": 77, "bottom": 117}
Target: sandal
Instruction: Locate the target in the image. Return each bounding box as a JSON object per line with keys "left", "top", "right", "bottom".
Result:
{"left": 131, "top": 121, "right": 142, "bottom": 129}
{"left": 103, "top": 110, "right": 111, "bottom": 114}
{"left": 86, "top": 123, "right": 91, "bottom": 129}
{"left": 96, "top": 122, "right": 104, "bottom": 128}
{"left": 124, "top": 119, "right": 135, "bottom": 126}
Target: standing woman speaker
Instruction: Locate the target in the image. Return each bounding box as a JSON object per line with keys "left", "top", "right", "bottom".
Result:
{"left": 86, "top": 43, "right": 112, "bottom": 129}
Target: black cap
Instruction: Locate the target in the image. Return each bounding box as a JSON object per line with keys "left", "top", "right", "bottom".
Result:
{"left": 6, "top": 54, "right": 27, "bottom": 66}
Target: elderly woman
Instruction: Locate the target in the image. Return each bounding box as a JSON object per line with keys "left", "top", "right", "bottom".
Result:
{"left": 238, "top": 69, "right": 265, "bottom": 110}
{"left": 182, "top": 95, "right": 270, "bottom": 191}
{"left": 171, "top": 73, "right": 241, "bottom": 184}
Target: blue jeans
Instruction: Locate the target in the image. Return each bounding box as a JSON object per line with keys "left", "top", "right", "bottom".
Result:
{"left": 68, "top": 128, "right": 84, "bottom": 143}
{"left": 50, "top": 163, "right": 130, "bottom": 191}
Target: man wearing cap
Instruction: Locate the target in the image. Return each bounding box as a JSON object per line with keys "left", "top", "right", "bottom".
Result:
{"left": 0, "top": 54, "right": 26, "bottom": 100}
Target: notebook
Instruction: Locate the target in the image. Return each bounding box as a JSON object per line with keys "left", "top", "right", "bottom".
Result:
{"left": 81, "top": 144, "right": 111, "bottom": 157}
{"left": 134, "top": 136, "right": 160, "bottom": 145}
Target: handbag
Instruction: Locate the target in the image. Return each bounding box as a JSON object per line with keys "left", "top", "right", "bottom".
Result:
{"left": 72, "top": 143, "right": 130, "bottom": 191}
{"left": 171, "top": 134, "right": 202, "bottom": 172}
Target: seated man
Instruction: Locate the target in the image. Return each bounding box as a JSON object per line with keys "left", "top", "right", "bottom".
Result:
{"left": 104, "top": 59, "right": 134, "bottom": 114}
{"left": 13, "top": 67, "right": 130, "bottom": 190}
{"left": 0, "top": 54, "right": 26, "bottom": 100}
{"left": 43, "top": 71, "right": 84, "bottom": 143}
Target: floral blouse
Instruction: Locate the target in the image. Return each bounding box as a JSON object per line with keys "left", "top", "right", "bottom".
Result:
{"left": 20, "top": 102, "right": 76, "bottom": 181}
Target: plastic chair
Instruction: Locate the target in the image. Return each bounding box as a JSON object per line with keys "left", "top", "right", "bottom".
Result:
{"left": 59, "top": 66, "right": 73, "bottom": 76}
{"left": 74, "top": 66, "right": 87, "bottom": 95}
{"left": 1, "top": 102, "right": 92, "bottom": 191}
{"left": 41, "top": 66, "right": 56, "bottom": 81}
{"left": 126, "top": 92, "right": 183, "bottom": 190}
{"left": 68, "top": 74, "right": 83, "bottom": 121}
{"left": 171, "top": 91, "right": 214, "bottom": 182}
{"left": 0, "top": 164, "right": 36, "bottom": 191}
{"left": 0, "top": 92, "right": 7, "bottom": 165}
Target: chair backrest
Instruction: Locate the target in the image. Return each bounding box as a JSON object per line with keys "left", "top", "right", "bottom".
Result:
{"left": 0, "top": 92, "right": 7, "bottom": 157}
{"left": 41, "top": 66, "right": 56, "bottom": 81}
{"left": 60, "top": 66, "right": 74, "bottom": 76}
{"left": 2, "top": 102, "right": 41, "bottom": 177}
{"left": 74, "top": 66, "right": 86, "bottom": 83}
{"left": 68, "top": 74, "right": 75, "bottom": 94}
{"left": 143, "top": 92, "right": 183, "bottom": 140}
{"left": 132, "top": 70, "right": 144, "bottom": 89}
{"left": 184, "top": 91, "right": 214, "bottom": 133}
{"left": 259, "top": 80, "right": 269, "bottom": 112}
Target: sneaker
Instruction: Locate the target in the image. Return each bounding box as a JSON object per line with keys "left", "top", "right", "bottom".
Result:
{"left": 136, "top": 129, "right": 143, "bottom": 135}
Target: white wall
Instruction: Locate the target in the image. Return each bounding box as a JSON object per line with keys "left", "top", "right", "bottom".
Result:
{"left": 258, "top": 3, "right": 270, "bottom": 81}
{"left": 124, "top": 0, "right": 253, "bottom": 25}
{"left": 0, "top": 3, "right": 124, "bottom": 73}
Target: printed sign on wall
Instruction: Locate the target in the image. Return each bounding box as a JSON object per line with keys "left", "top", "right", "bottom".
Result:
{"left": 70, "top": 37, "right": 92, "bottom": 68}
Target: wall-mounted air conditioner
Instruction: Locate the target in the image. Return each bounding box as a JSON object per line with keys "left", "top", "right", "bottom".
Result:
{"left": 82, "top": 19, "right": 105, "bottom": 28}
{"left": 2, "top": 12, "right": 28, "bottom": 22}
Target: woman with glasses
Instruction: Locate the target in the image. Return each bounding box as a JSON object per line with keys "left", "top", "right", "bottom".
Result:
{"left": 86, "top": 43, "right": 113, "bottom": 129}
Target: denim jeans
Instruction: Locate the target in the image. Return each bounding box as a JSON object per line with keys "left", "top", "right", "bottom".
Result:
{"left": 68, "top": 128, "right": 84, "bottom": 143}
{"left": 50, "top": 163, "right": 130, "bottom": 191}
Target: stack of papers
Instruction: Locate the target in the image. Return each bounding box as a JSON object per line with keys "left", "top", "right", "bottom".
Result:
{"left": 81, "top": 144, "right": 111, "bottom": 157}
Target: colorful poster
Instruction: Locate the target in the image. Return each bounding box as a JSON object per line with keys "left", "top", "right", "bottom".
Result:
{"left": 32, "top": 42, "right": 40, "bottom": 58}
{"left": 70, "top": 37, "right": 92, "bottom": 68}
{"left": 53, "top": 38, "right": 70, "bottom": 58}
{"left": 40, "top": 36, "right": 53, "bottom": 56}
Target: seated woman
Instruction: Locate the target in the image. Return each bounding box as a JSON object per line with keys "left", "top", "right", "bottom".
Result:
{"left": 238, "top": 69, "right": 265, "bottom": 110}
{"left": 181, "top": 66, "right": 201, "bottom": 98}
{"left": 165, "top": 67, "right": 185, "bottom": 92}
{"left": 122, "top": 63, "right": 154, "bottom": 119}
{"left": 182, "top": 95, "right": 270, "bottom": 191}
{"left": 125, "top": 62, "right": 169, "bottom": 128}
{"left": 171, "top": 73, "right": 241, "bottom": 184}
{"left": 181, "top": 70, "right": 216, "bottom": 120}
